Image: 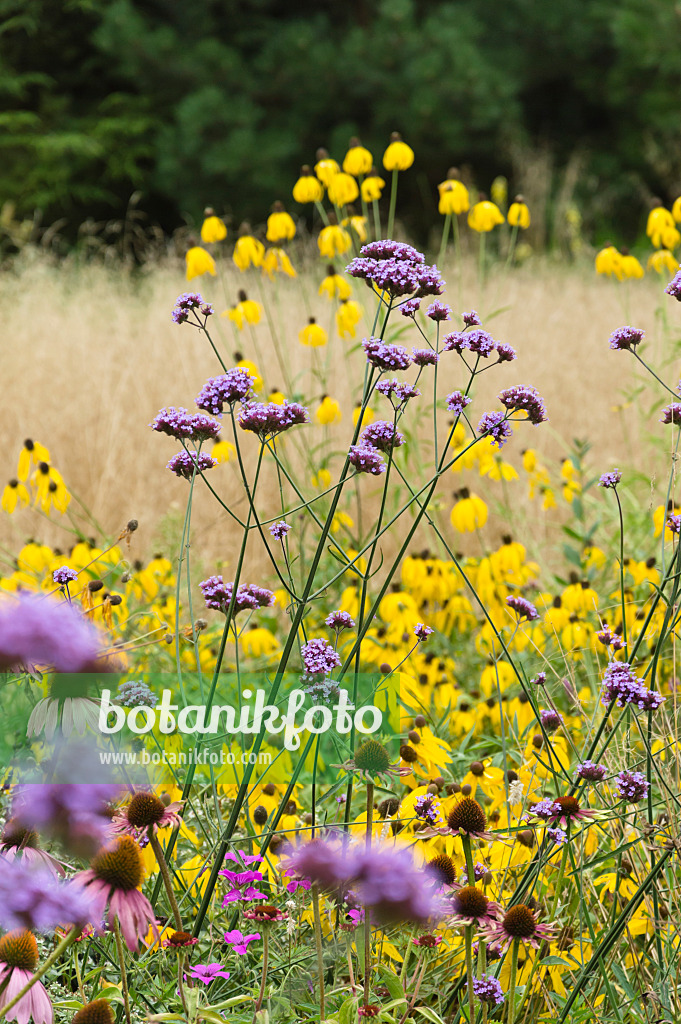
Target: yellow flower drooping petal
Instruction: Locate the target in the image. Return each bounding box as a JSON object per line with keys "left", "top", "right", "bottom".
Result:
{"left": 268, "top": 389, "right": 286, "bottom": 405}
{"left": 200, "top": 211, "right": 227, "bottom": 243}
{"left": 507, "top": 197, "right": 530, "bottom": 229}
{"left": 17, "top": 440, "right": 50, "bottom": 482}
{"left": 646, "top": 203, "right": 675, "bottom": 248}
{"left": 299, "top": 318, "right": 327, "bottom": 347}
{"left": 185, "top": 246, "right": 216, "bottom": 281}
{"left": 262, "top": 247, "right": 296, "bottom": 278}
{"left": 1, "top": 480, "right": 30, "bottom": 514}
{"left": 223, "top": 306, "right": 245, "bottom": 330}
{"left": 212, "top": 440, "right": 236, "bottom": 463}
{"left": 450, "top": 490, "right": 488, "bottom": 532}
{"left": 594, "top": 244, "right": 623, "bottom": 279}
{"left": 315, "top": 396, "right": 342, "bottom": 425}
{"left": 233, "top": 355, "right": 262, "bottom": 391}
{"left": 314, "top": 149, "right": 340, "bottom": 187}
{"left": 619, "top": 252, "right": 644, "bottom": 279}
{"left": 352, "top": 404, "right": 374, "bottom": 427}
{"left": 327, "top": 173, "right": 359, "bottom": 207}
{"left": 318, "top": 224, "right": 352, "bottom": 258}
{"left": 311, "top": 468, "right": 332, "bottom": 489}
{"left": 233, "top": 234, "right": 265, "bottom": 271}
{"left": 342, "top": 214, "right": 367, "bottom": 242}
{"left": 266, "top": 203, "right": 296, "bottom": 243}
{"left": 648, "top": 249, "right": 678, "bottom": 275}
{"left": 337, "top": 299, "right": 362, "bottom": 338}
{"left": 438, "top": 169, "right": 470, "bottom": 215}
{"left": 292, "top": 166, "right": 324, "bottom": 204}
{"left": 343, "top": 139, "right": 373, "bottom": 177}
{"left": 383, "top": 132, "right": 414, "bottom": 171}
{"left": 467, "top": 197, "right": 505, "bottom": 232}
{"left": 319, "top": 268, "right": 352, "bottom": 301}
{"left": 361, "top": 172, "right": 386, "bottom": 202}
{"left": 235, "top": 292, "right": 262, "bottom": 324}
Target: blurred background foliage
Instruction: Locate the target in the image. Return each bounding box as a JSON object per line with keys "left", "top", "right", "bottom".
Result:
{"left": 1, "top": 0, "right": 680, "bottom": 246}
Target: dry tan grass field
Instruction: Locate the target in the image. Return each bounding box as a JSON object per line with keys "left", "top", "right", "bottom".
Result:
{"left": 0, "top": 249, "right": 675, "bottom": 576}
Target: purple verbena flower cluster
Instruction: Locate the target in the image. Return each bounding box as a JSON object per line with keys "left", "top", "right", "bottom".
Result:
{"left": 412, "top": 347, "right": 439, "bottom": 365}
{"left": 426, "top": 301, "right": 451, "bottom": 322}
{"left": 326, "top": 610, "right": 356, "bottom": 631}
{"left": 359, "top": 421, "right": 406, "bottom": 452}
{"left": 53, "top": 566, "right": 78, "bottom": 585}
{"left": 238, "top": 400, "right": 309, "bottom": 438}
{"left": 660, "top": 403, "right": 681, "bottom": 425}
{"left": 471, "top": 974, "right": 504, "bottom": 1006}
{"left": 347, "top": 241, "right": 443, "bottom": 298}
{"left": 506, "top": 595, "right": 539, "bottom": 621}
{"left": 478, "top": 411, "right": 513, "bottom": 448}
{"left": 301, "top": 638, "right": 342, "bottom": 677}
{"left": 414, "top": 794, "right": 440, "bottom": 826}
{"left": 609, "top": 326, "right": 644, "bottom": 350}
{"left": 599, "top": 469, "right": 622, "bottom": 489}
{"left": 199, "top": 578, "right": 275, "bottom": 615}
{"left": 446, "top": 391, "right": 472, "bottom": 415}
{"left": 498, "top": 385, "right": 548, "bottom": 425}
{"left": 600, "top": 662, "right": 665, "bottom": 711}
{"left": 667, "top": 513, "right": 681, "bottom": 534}
{"left": 0, "top": 593, "right": 102, "bottom": 673}
{"left": 117, "top": 680, "right": 156, "bottom": 708}
{"left": 362, "top": 338, "right": 411, "bottom": 371}
{"left": 665, "top": 269, "right": 681, "bottom": 300}
{"left": 414, "top": 623, "right": 434, "bottom": 641}
{"left": 530, "top": 798, "right": 561, "bottom": 820}
{"left": 495, "top": 343, "right": 517, "bottom": 362}
{"left": 596, "top": 624, "right": 625, "bottom": 650}
{"left": 540, "top": 708, "right": 563, "bottom": 732}
{"left": 400, "top": 298, "right": 422, "bottom": 317}
{"left": 172, "top": 292, "right": 212, "bottom": 324}
{"left": 462, "top": 310, "right": 482, "bottom": 327}
{"left": 0, "top": 859, "right": 95, "bottom": 932}
{"left": 575, "top": 760, "right": 607, "bottom": 783}
{"left": 348, "top": 445, "right": 386, "bottom": 475}
{"left": 196, "top": 368, "right": 256, "bottom": 414}
{"left": 615, "top": 770, "right": 649, "bottom": 803}
{"left": 444, "top": 329, "right": 496, "bottom": 358}
{"left": 167, "top": 451, "right": 217, "bottom": 479}
{"left": 376, "top": 379, "right": 421, "bottom": 405}
{"left": 269, "top": 521, "right": 291, "bottom": 541}
{"left": 151, "top": 407, "right": 221, "bottom": 442}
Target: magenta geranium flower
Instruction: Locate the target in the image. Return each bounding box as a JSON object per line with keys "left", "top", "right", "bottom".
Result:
{"left": 224, "top": 929, "right": 261, "bottom": 954}
{"left": 186, "top": 963, "right": 231, "bottom": 985}
{"left": 0, "top": 931, "right": 52, "bottom": 1024}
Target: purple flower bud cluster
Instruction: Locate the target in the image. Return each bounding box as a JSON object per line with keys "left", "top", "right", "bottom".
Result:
{"left": 498, "top": 385, "right": 548, "bottom": 425}
{"left": 600, "top": 662, "right": 665, "bottom": 711}
{"left": 530, "top": 798, "right": 561, "bottom": 820}
{"left": 167, "top": 451, "right": 217, "bottom": 479}
{"left": 360, "top": 240, "right": 426, "bottom": 263}
{"left": 412, "top": 347, "right": 439, "bottom": 365}
{"left": 540, "top": 708, "right": 563, "bottom": 732}
{"left": 401, "top": 298, "right": 422, "bottom": 317}
{"left": 547, "top": 826, "right": 567, "bottom": 844}
{"left": 359, "top": 420, "right": 406, "bottom": 452}
{"left": 575, "top": 760, "right": 607, "bottom": 783}
{"left": 444, "top": 329, "right": 496, "bottom": 357}
{"left": 348, "top": 444, "right": 386, "bottom": 475}
{"left": 301, "top": 638, "right": 342, "bottom": 677}
{"left": 199, "top": 578, "right": 275, "bottom": 615}
{"left": 462, "top": 310, "right": 482, "bottom": 327}
{"left": 414, "top": 794, "right": 440, "bottom": 826}
{"left": 446, "top": 391, "right": 472, "bottom": 415}
{"left": 376, "top": 379, "right": 421, "bottom": 404}
{"left": 414, "top": 623, "right": 434, "bottom": 641}
{"left": 238, "top": 400, "right": 309, "bottom": 438}
{"left": 596, "top": 624, "right": 625, "bottom": 650}
{"left": 284, "top": 839, "right": 443, "bottom": 924}
{"left": 495, "top": 343, "right": 517, "bottom": 362}
{"left": 53, "top": 566, "right": 78, "bottom": 585}
{"left": 426, "top": 301, "right": 451, "bottom": 321}
{"left": 363, "top": 338, "right": 412, "bottom": 371}
{"left": 269, "top": 521, "right": 291, "bottom": 540}
{"left": 471, "top": 974, "right": 505, "bottom": 1006}
{"left": 0, "top": 593, "right": 102, "bottom": 674}
{"left": 506, "top": 595, "right": 539, "bottom": 621}
{"left": 117, "top": 680, "right": 156, "bottom": 708}
{"left": 609, "top": 325, "right": 644, "bottom": 350}
{"left": 152, "top": 406, "right": 218, "bottom": 440}
{"left": 531, "top": 672, "right": 546, "bottom": 686}
{"left": 665, "top": 269, "right": 681, "bottom": 300}
{"left": 478, "top": 411, "right": 513, "bottom": 448}
{"left": 599, "top": 469, "right": 622, "bottom": 489}
{"left": 615, "top": 770, "right": 649, "bottom": 803}
{"left": 667, "top": 513, "right": 681, "bottom": 534}
{"left": 459, "top": 862, "right": 487, "bottom": 885}
{"left": 196, "top": 368, "right": 256, "bottom": 414}
{"left": 0, "top": 859, "right": 95, "bottom": 932}
{"left": 325, "top": 610, "right": 355, "bottom": 631}
{"left": 661, "top": 403, "right": 681, "bottom": 425}
{"left": 347, "top": 241, "right": 443, "bottom": 298}
{"left": 171, "top": 292, "right": 209, "bottom": 323}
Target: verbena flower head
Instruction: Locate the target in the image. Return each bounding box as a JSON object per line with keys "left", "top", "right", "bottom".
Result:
{"left": 462, "top": 310, "right": 482, "bottom": 327}
{"left": 348, "top": 445, "right": 386, "bottom": 475}
{"left": 426, "top": 301, "right": 451, "bottom": 321}
{"left": 661, "top": 403, "right": 681, "bottom": 425}
{"left": 172, "top": 292, "right": 206, "bottom": 323}
{"left": 478, "top": 411, "right": 513, "bottom": 448}
{"left": 575, "top": 760, "right": 607, "bottom": 783}
{"left": 529, "top": 798, "right": 560, "bottom": 821}
{"left": 446, "top": 391, "right": 472, "bottom": 415}
{"left": 471, "top": 974, "right": 504, "bottom": 1006}
{"left": 375, "top": 379, "right": 421, "bottom": 405}
{"left": 269, "top": 521, "right": 291, "bottom": 540}
{"left": 150, "top": 406, "right": 195, "bottom": 439}
{"left": 412, "top": 347, "right": 439, "bottom": 365}
{"left": 359, "top": 240, "right": 426, "bottom": 263}
{"left": 540, "top": 708, "right": 563, "bottom": 732}
{"left": 443, "top": 331, "right": 469, "bottom": 354}
{"left": 53, "top": 566, "right": 78, "bottom": 586}
{"left": 459, "top": 862, "right": 488, "bottom": 886}
{"left": 347, "top": 241, "right": 443, "bottom": 298}
{"left": 0, "top": 859, "right": 94, "bottom": 932}
{"left": 359, "top": 421, "right": 405, "bottom": 452}
{"left": 506, "top": 595, "right": 539, "bottom": 621}
{"left": 600, "top": 662, "right": 665, "bottom": 711}
{"left": 531, "top": 671, "right": 546, "bottom": 686}
{"left": 166, "top": 451, "right": 217, "bottom": 479}
{"left": 199, "top": 578, "right": 275, "bottom": 615}
{"left": 532, "top": 795, "right": 597, "bottom": 828}
{"left": 547, "top": 826, "right": 567, "bottom": 844}
{"left": 498, "top": 385, "right": 548, "bottom": 425}
{"left": 599, "top": 468, "right": 622, "bottom": 489}
{"left": 609, "top": 325, "right": 644, "bottom": 350}
{"left": 414, "top": 623, "right": 434, "bottom": 641}
{"left": 615, "top": 770, "right": 649, "bottom": 803}
{"left": 414, "top": 794, "right": 440, "bottom": 827}
{"left": 238, "top": 400, "right": 309, "bottom": 439}
{"left": 11, "top": 777, "right": 119, "bottom": 857}
{"left": 362, "top": 338, "right": 411, "bottom": 371}
{"left": 401, "top": 298, "right": 421, "bottom": 317}
{"left": 667, "top": 513, "right": 681, "bottom": 534}
{"left": 196, "top": 368, "right": 255, "bottom": 414}
{"left": 325, "top": 610, "right": 355, "bottom": 631}
{"left": 665, "top": 269, "right": 681, "bottom": 300}
{"left": 301, "top": 638, "right": 341, "bottom": 677}
{"left": 116, "top": 680, "right": 156, "bottom": 708}
{"left": 465, "top": 329, "right": 496, "bottom": 356}
{"left": 0, "top": 593, "right": 103, "bottom": 673}
{"left": 495, "top": 342, "right": 517, "bottom": 362}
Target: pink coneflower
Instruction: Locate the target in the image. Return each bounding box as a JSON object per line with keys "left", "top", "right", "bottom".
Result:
{"left": 480, "top": 904, "right": 555, "bottom": 952}
{"left": 412, "top": 934, "right": 443, "bottom": 948}
{"left": 448, "top": 885, "right": 502, "bottom": 928}
{"left": 71, "top": 1000, "right": 114, "bottom": 1024}
{"left": 422, "top": 797, "right": 496, "bottom": 841}
{"left": 164, "top": 931, "right": 198, "bottom": 949}
{"left": 0, "top": 821, "right": 64, "bottom": 877}
{"left": 242, "top": 904, "right": 288, "bottom": 924}
{"left": 111, "top": 791, "right": 183, "bottom": 841}
{"left": 75, "top": 837, "right": 159, "bottom": 951}
{"left": 0, "top": 931, "right": 52, "bottom": 1024}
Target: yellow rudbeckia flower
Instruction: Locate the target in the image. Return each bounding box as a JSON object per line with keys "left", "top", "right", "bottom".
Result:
{"left": 450, "top": 489, "right": 488, "bottom": 533}
{"left": 315, "top": 396, "right": 342, "bottom": 425}
{"left": 313, "top": 148, "right": 340, "bottom": 186}
{"left": 262, "top": 247, "right": 296, "bottom": 278}
{"left": 17, "top": 439, "right": 50, "bottom": 482}
{"left": 185, "top": 245, "right": 216, "bottom": 280}
{"left": 1, "top": 479, "right": 30, "bottom": 513}
{"left": 327, "top": 172, "right": 359, "bottom": 207}
{"left": 361, "top": 171, "right": 386, "bottom": 202}
{"left": 620, "top": 251, "right": 644, "bottom": 279}
{"left": 383, "top": 132, "right": 414, "bottom": 171}
{"left": 233, "top": 232, "right": 265, "bottom": 271}
{"left": 646, "top": 201, "right": 675, "bottom": 248}
{"left": 319, "top": 267, "right": 352, "bottom": 300}
{"left": 337, "top": 299, "right": 362, "bottom": 338}
{"left": 318, "top": 223, "right": 352, "bottom": 258}
{"left": 311, "top": 468, "right": 332, "bottom": 489}
{"left": 299, "top": 317, "right": 327, "bottom": 347}
{"left": 648, "top": 249, "right": 678, "bottom": 275}
{"left": 467, "top": 196, "right": 505, "bottom": 232}
{"left": 438, "top": 169, "right": 470, "bottom": 215}
{"left": 343, "top": 138, "right": 373, "bottom": 176}
{"left": 342, "top": 214, "right": 367, "bottom": 242}
{"left": 507, "top": 196, "right": 530, "bottom": 229}
{"left": 233, "top": 353, "right": 262, "bottom": 390}
{"left": 594, "top": 243, "right": 623, "bottom": 279}
{"left": 266, "top": 202, "right": 296, "bottom": 243}
{"left": 212, "top": 440, "right": 236, "bottom": 463}
{"left": 200, "top": 209, "right": 227, "bottom": 243}
{"left": 236, "top": 291, "right": 262, "bottom": 324}
{"left": 292, "top": 165, "right": 324, "bottom": 204}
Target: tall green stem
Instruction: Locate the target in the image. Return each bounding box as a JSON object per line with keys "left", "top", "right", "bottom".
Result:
{"left": 363, "top": 781, "right": 374, "bottom": 1010}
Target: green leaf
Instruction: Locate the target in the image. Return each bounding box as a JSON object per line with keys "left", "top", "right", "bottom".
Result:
{"left": 414, "top": 1007, "right": 448, "bottom": 1024}
{"left": 540, "top": 955, "right": 573, "bottom": 966}
{"left": 339, "top": 995, "right": 358, "bottom": 1024}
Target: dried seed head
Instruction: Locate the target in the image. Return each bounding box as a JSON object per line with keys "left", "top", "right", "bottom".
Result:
{"left": 426, "top": 853, "right": 457, "bottom": 886}
{"left": 452, "top": 886, "right": 489, "bottom": 918}
{"left": 503, "top": 904, "right": 537, "bottom": 939}
{"left": 125, "top": 792, "right": 167, "bottom": 828}
{"left": 72, "top": 1001, "right": 115, "bottom": 1024}
{"left": 253, "top": 806, "right": 268, "bottom": 825}
{"left": 447, "top": 797, "right": 487, "bottom": 835}
{"left": 400, "top": 745, "right": 419, "bottom": 763}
